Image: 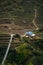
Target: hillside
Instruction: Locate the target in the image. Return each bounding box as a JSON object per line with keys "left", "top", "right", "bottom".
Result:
{"left": 0, "top": 0, "right": 43, "bottom": 34}
{"left": 0, "top": 0, "right": 43, "bottom": 65}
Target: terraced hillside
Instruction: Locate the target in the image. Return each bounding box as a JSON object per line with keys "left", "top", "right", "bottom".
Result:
{"left": 0, "top": 0, "right": 43, "bottom": 33}
{"left": 0, "top": 0, "right": 43, "bottom": 65}
{"left": 0, "top": 34, "right": 21, "bottom": 48}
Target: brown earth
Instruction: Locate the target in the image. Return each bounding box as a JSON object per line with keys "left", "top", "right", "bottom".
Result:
{"left": 0, "top": 18, "right": 35, "bottom": 34}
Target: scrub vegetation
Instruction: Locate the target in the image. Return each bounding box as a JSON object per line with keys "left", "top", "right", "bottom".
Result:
{"left": 0, "top": 36, "right": 43, "bottom": 65}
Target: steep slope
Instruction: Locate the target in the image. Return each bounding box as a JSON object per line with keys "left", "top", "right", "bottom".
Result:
{"left": 0, "top": 0, "right": 43, "bottom": 33}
